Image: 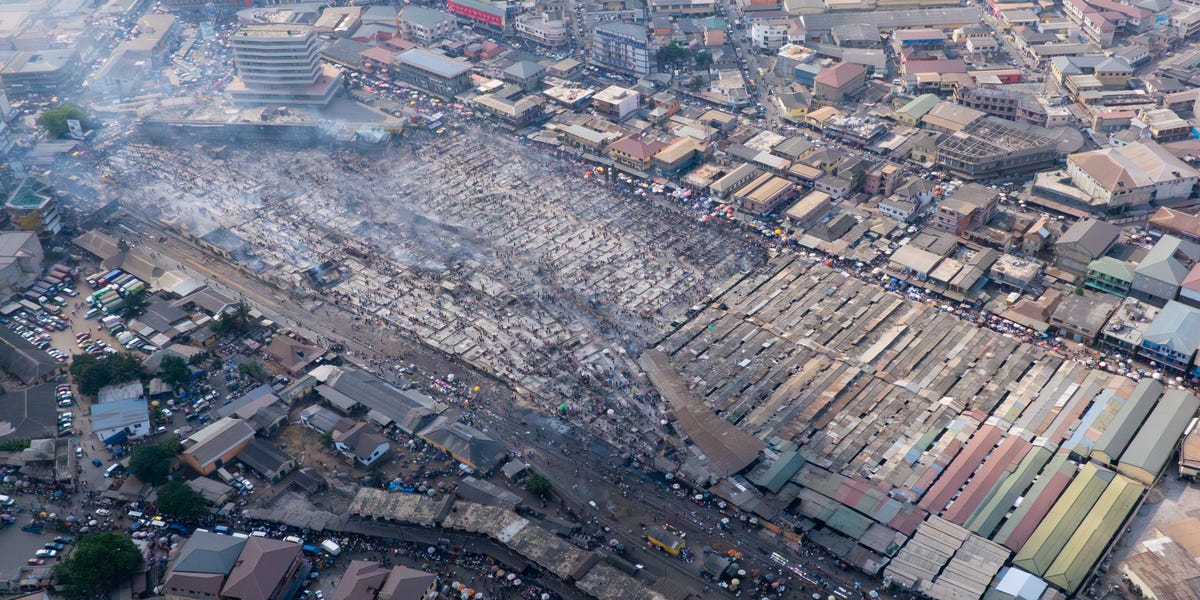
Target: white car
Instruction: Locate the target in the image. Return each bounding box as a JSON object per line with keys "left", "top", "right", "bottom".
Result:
{"left": 161, "top": 409, "right": 172, "bottom": 417}
{"left": 95, "top": 508, "right": 111, "bottom": 517}
{"left": 240, "top": 479, "right": 254, "bottom": 491}
{"left": 35, "top": 549, "right": 57, "bottom": 558}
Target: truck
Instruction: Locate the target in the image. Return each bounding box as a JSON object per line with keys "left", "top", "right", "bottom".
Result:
{"left": 319, "top": 539, "right": 341, "bottom": 556}
{"left": 216, "top": 468, "right": 236, "bottom": 485}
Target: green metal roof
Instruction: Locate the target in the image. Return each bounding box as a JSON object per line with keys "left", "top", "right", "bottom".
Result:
{"left": 1090, "top": 378, "right": 1162, "bottom": 464}
{"left": 965, "top": 446, "right": 1052, "bottom": 538}
{"left": 1118, "top": 388, "right": 1200, "bottom": 482}
{"left": 898, "top": 94, "right": 939, "bottom": 118}
{"left": 994, "top": 453, "right": 1074, "bottom": 548}
{"left": 1012, "top": 462, "right": 1114, "bottom": 576}
{"left": 1043, "top": 475, "right": 1143, "bottom": 594}
{"left": 1086, "top": 256, "right": 1135, "bottom": 282}
{"left": 751, "top": 450, "right": 806, "bottom": 493}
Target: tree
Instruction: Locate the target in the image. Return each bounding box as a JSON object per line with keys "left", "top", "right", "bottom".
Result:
{"left": 212, "top": 303, "right": 253, "bottom": 337}
{"left": 128, "top": 439, "right": 180, "bottom": 485}
{"left": 656, "top": 43, "right": 690, "bottom": 67}
{"left": 525, "top": 473, "right": 553, "bottom": 498}
{"left": 123, "top": 290, "right": 149, "bottom": 318}
{"left": 687, "top": 76, "right": 705, "bottom": 91}
{"left": 238, "top": 361, "right": 269, "bottom": 383}
{"left": 156, "top": 481, "right": 206, "bottom": 517}
{"left": 55, "top": 533, "right": 142, "bottom": 598}
{"left": 37, "top": 104, "right": 88, "bottom": 138}
{"left": 69, "top": 352, "right": 146, "bottom": 396}
{"left": 694, "top": 50, "right": 713, "bottom": 69}
{"left": 159, "top": 355, "right": 191, "bottom": 388}
{"left": 0, "top": 439, "right": 29, "bottom": 452}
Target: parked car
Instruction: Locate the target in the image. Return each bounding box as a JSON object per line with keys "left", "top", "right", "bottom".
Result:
{"left": 95, "top": 508, "right": 111, "bottom": 517}
{"left": 35, "top": 549, "right": 57, "bottom": 558}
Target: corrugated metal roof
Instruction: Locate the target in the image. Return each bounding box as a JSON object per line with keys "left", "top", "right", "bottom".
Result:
{"left": 965, "top": 446, "right": 1052, "bottom": 538}
{"left": 1119, "top": 388, "right": 1200, "bottom": 484}
{"left": 943, "top": 436, "right": 1033, "bottom": 526}
{"left": 827, "top": 505, "right": 873, "bottom": 539}
{"left": 994, "top": 453, "right": 1076, "bottom": 552}
{"left": 1012, "top": 463, "right": 1114, "bottom": 576}
{"left": 1042, "top": 475, "right": 1143, "bottom": 594}
{"left": 920, "top": 425, "right": 1004, "bottom": 514}
{"left": 1091, "top": 378, "right": 1162, "bottom": 464}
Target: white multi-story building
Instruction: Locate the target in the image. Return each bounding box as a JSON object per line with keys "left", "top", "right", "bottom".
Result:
{"left": 591, "top": 21, "right": 651, "bottom": 76}
{"left": 751, "top": 19, "right": 791, "bottom": 50}
{"left": 516, "top": 11, "right": 569, "bottom": 46}
{"left": 229, "top": 24, "right": 341, "bottom": 106}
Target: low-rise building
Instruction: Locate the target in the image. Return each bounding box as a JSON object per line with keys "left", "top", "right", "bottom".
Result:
{"left": 333, "top": 421, "right": 391, "bottom": 467}
{"left": 734, "top": 172, "right": 796, "bottom": 214}
{"left": 516, "top": 11, "right": 568, "bottom": 47}
{"left": 1050, "top": 291, "right": 1121, "bottom": 344}
{"left": 331, "top": 560, "right": 437, "bottom": 600}
{"left": 1098, "top": 296, "right": 1159, "bottom": 354}
{"left": 164, "top": 533, "right": 306, "bottom": 600}
{"left": 592, "top": 85, "right": 640, "bottom": 121}
{"left": 1055, "top": 218, "right": 1120, "bottom": 276}
{"left": 181, "top": 417, "right": 256, "bottom": 475}
{"left": 813, "top": 62, "right": 867, "bottom": 102}
{"left": 91, "top": 399, "right": 150, "bottom": 446}
{"left": 0, "top": 231, "right": 42, "bottom": 293}
{"left": 395, "top": 48, "right": 472, "bottom": 98}
{"left": 989, "top": 254, "right": 1042, "bottom": 291}
{"left": 932, "top": 183, "right": 999, "bottom": 235}
{"left": 1139, "top": 300, "right": 1200, "bottom": 373}
{"left": 1131, "top": 235, "right": 1200, "bottom": 307}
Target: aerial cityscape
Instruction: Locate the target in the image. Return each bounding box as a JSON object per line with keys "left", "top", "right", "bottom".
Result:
{"left": 5, "top": 0, "right": 1200, "bottom": 597}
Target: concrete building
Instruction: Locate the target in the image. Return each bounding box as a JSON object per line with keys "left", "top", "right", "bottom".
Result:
{"left": 1055, "top": 218, "right": 1120, "bottom": 276}
{"left": 734, "top": 172, "right": 796, "bottom": 214}
{"left": 515, "top": 11, "right": 568, "bottom": 47}
{"left": 751, "top": 19, "right": 791, "bottom": 50}
{"left": 229, "top": 25, "right": 341, "bottom": 106}
{"left": 1049, "top": 291, "right": 1121, "bottom": 344}
{"left": 591, "top": 22, "right": 651, "bottom": 76}
{"left": 1139, "top": 301, "right": 1200, "bottom": 373}
{"left": 813, "top": 62, "right": 867, "bottom": 102}
{"left": 90, "top": 398, "right": 150, "bottom": 446}
{"left": 0, "top": 48, "right": 79, "bottom": 96}
{"left": 331, "top": 561, "right": 436, "bottom": 600}
{"left": 397, "top": 6, "right": 456, "bottom": 45}
{"left": 333, "top": 421, "right": 391, "bottom": 467}
{"left": 1084, "top": 256, "right": 1135, "bottom": 296}
{"left": 1131, "top": 235, "right": 1200, "bottom": 306}
{"left": 935, "top": 117, "right": 1060, "bottom": 180}
{"left": 395, "top": 48, "right": 472, "bottom": 97}
{"left": 932, "top": 183, "right": 999, "bottom": 235}
{"left": 592, "top": 85, "right": 639, "bottom": 121}
{"left": 446, "top": 0, "right": 508, "bottom": 31}
{"left": 164, "top": 532, "right": 307, "bottom": 600}
{"left": 0, "top": 231, "right": 42, "bottom": 292}
{"left": 1066, "top": 142, "right": 1200, "bottom": 214}
{"left": 181, "top": 417, "right": 256, "bottom": 475}
{"left": 4, "top": 177, "right": 61, "bottom": 237}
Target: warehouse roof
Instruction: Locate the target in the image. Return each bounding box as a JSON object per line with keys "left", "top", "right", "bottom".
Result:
{"left": 1043, "top": 474, "right": 1143, "bottom": 593}
{"left": 1091, "top": 378, "right": 1162, "bottom": 464}
{"left": 91, "top": 398, "right": 149, "bottom": 433}
{"left": 0, "top": 383, "right": 57, "bottom": 443}
{"left": 1119, "top": 388, "right": 1200, "bottom": 483}
{"left": 0, "top": 327, "right": 61, "bottom": 384}
{"left": 1012, "top": 462, "right": 1114, "bottom": 575}
{"left": 397, "top": 48, "right": 471, "bottom": 78}
{"left": 183, "top": 417, "right": 255, "bottom": 469}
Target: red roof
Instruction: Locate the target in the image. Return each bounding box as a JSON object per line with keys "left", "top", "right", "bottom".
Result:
{"left": 608, "top": 136, "right": 667, "bottom": 160}
{"left": 813, "top": 62, "right": 866, "bottom": 88}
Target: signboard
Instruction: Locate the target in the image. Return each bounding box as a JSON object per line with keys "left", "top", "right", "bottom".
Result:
{"left": 66, "top": 119, "right": 83, "bottom": 140}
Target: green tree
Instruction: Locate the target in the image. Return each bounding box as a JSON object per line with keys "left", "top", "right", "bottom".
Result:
{"left": 687, "top": 76, "right": 705, "bottom": 91}
{"left": 525, "top": 473, "right": 553, "bottom": 498}
{"left": 656, "top": 42, "right": 690, "bottom": 67}
{"left": 123, "top": 290, "right": 149, "bottom": 318}
{"left": 69, "top": 352, "right": 146, "bottom": 396}
{"left": 212, "top": 303, "right": 253, "bottom": 337}
{"left": 0, "top": 439, "right": 29, "bottom": 452}
{"left": 37, "top": 104, "right": 88, "bottom": 138}
{"left": 187, "top": 351, "right": 211, "bottom": 366}
{"left": 159, "top": 355, "right": 191, "bottom": 388}
{"left": 156, "top": 481, "right": 206, "bottom": 517}
{"left": 55, "top": 533, "right": 142, "bottom": 598}
{"left": 694, "top": 50, "right": 713, "bottom": 69}
{"left": 238, "top": 361, "right": 269, "bottom": 383}
{"left": 128, "top": 439, "right": 180, "bottom": 485}
{"left": 320, "top": 430, "right": 334, "bottom": 447}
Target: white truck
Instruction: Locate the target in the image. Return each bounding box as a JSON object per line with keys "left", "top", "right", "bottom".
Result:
{"left": 319, "top": 539, "right": 341, "bottom": 556}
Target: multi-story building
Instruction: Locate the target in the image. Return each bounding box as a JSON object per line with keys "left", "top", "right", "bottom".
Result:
{"left": 935, "top": 117, "right": 1060, "bottom": 180}
{"left": 1085, "top": 257, "right": 1135, "bottom": 296}
{"left": 591, "top": 21, "right": 651, "bottom": 76}
{"left": 1139, "top": 301, "right": 1200, "bottom": 373}
{"left": 0, "top": 49, "right": 80, "bottom": 96}
{"left": 395, "top": 48, "right": 473, "bottom": 97}
{"left": 229, "top": 25, "right": 341, "bottom": 106}
{"left": 955, "top": 87, "right": 1026, "bottom": 121}
{"left": 592, "top": 85, "right": 640, "bottom": 120}
{"left": 751, "top": 19, "right": 791, "bottom": 50}
{"left": 812, "top": 62, "right": 867, "bottom": 102}
{"left": 1138, "top": 108, "right": 1192, "bottom": 143}
{"left": 1066, "top": 142, "right": 1200, "bottom": 214}
{"left": 447, "top": 0, "right": 509, "bottom": 32}
{"left": 397, "top": 6, "right": 456, "bottom": 45}
{"left": 1131, "top": 235, "right": 1200, "bottom": 307}
{"left": 0, "top": 231, "right": 42, "bottom": 293}
{"left": 1055, "top": 218, "right": 1121, "bottom": 277}
{"left": 734, "top": 172, "right": 796, "bottom": 214}
{"left": 647, "top": 0, "right": 716, "bottom": 15}
{"left": 4, "top": 177, "right": 61, "bottom": 237}
{"left": 932, "top": 182, "right": 999, "bottom": 235}
{"left": 515, "top": 11, "right": 568, "bottom": 46}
